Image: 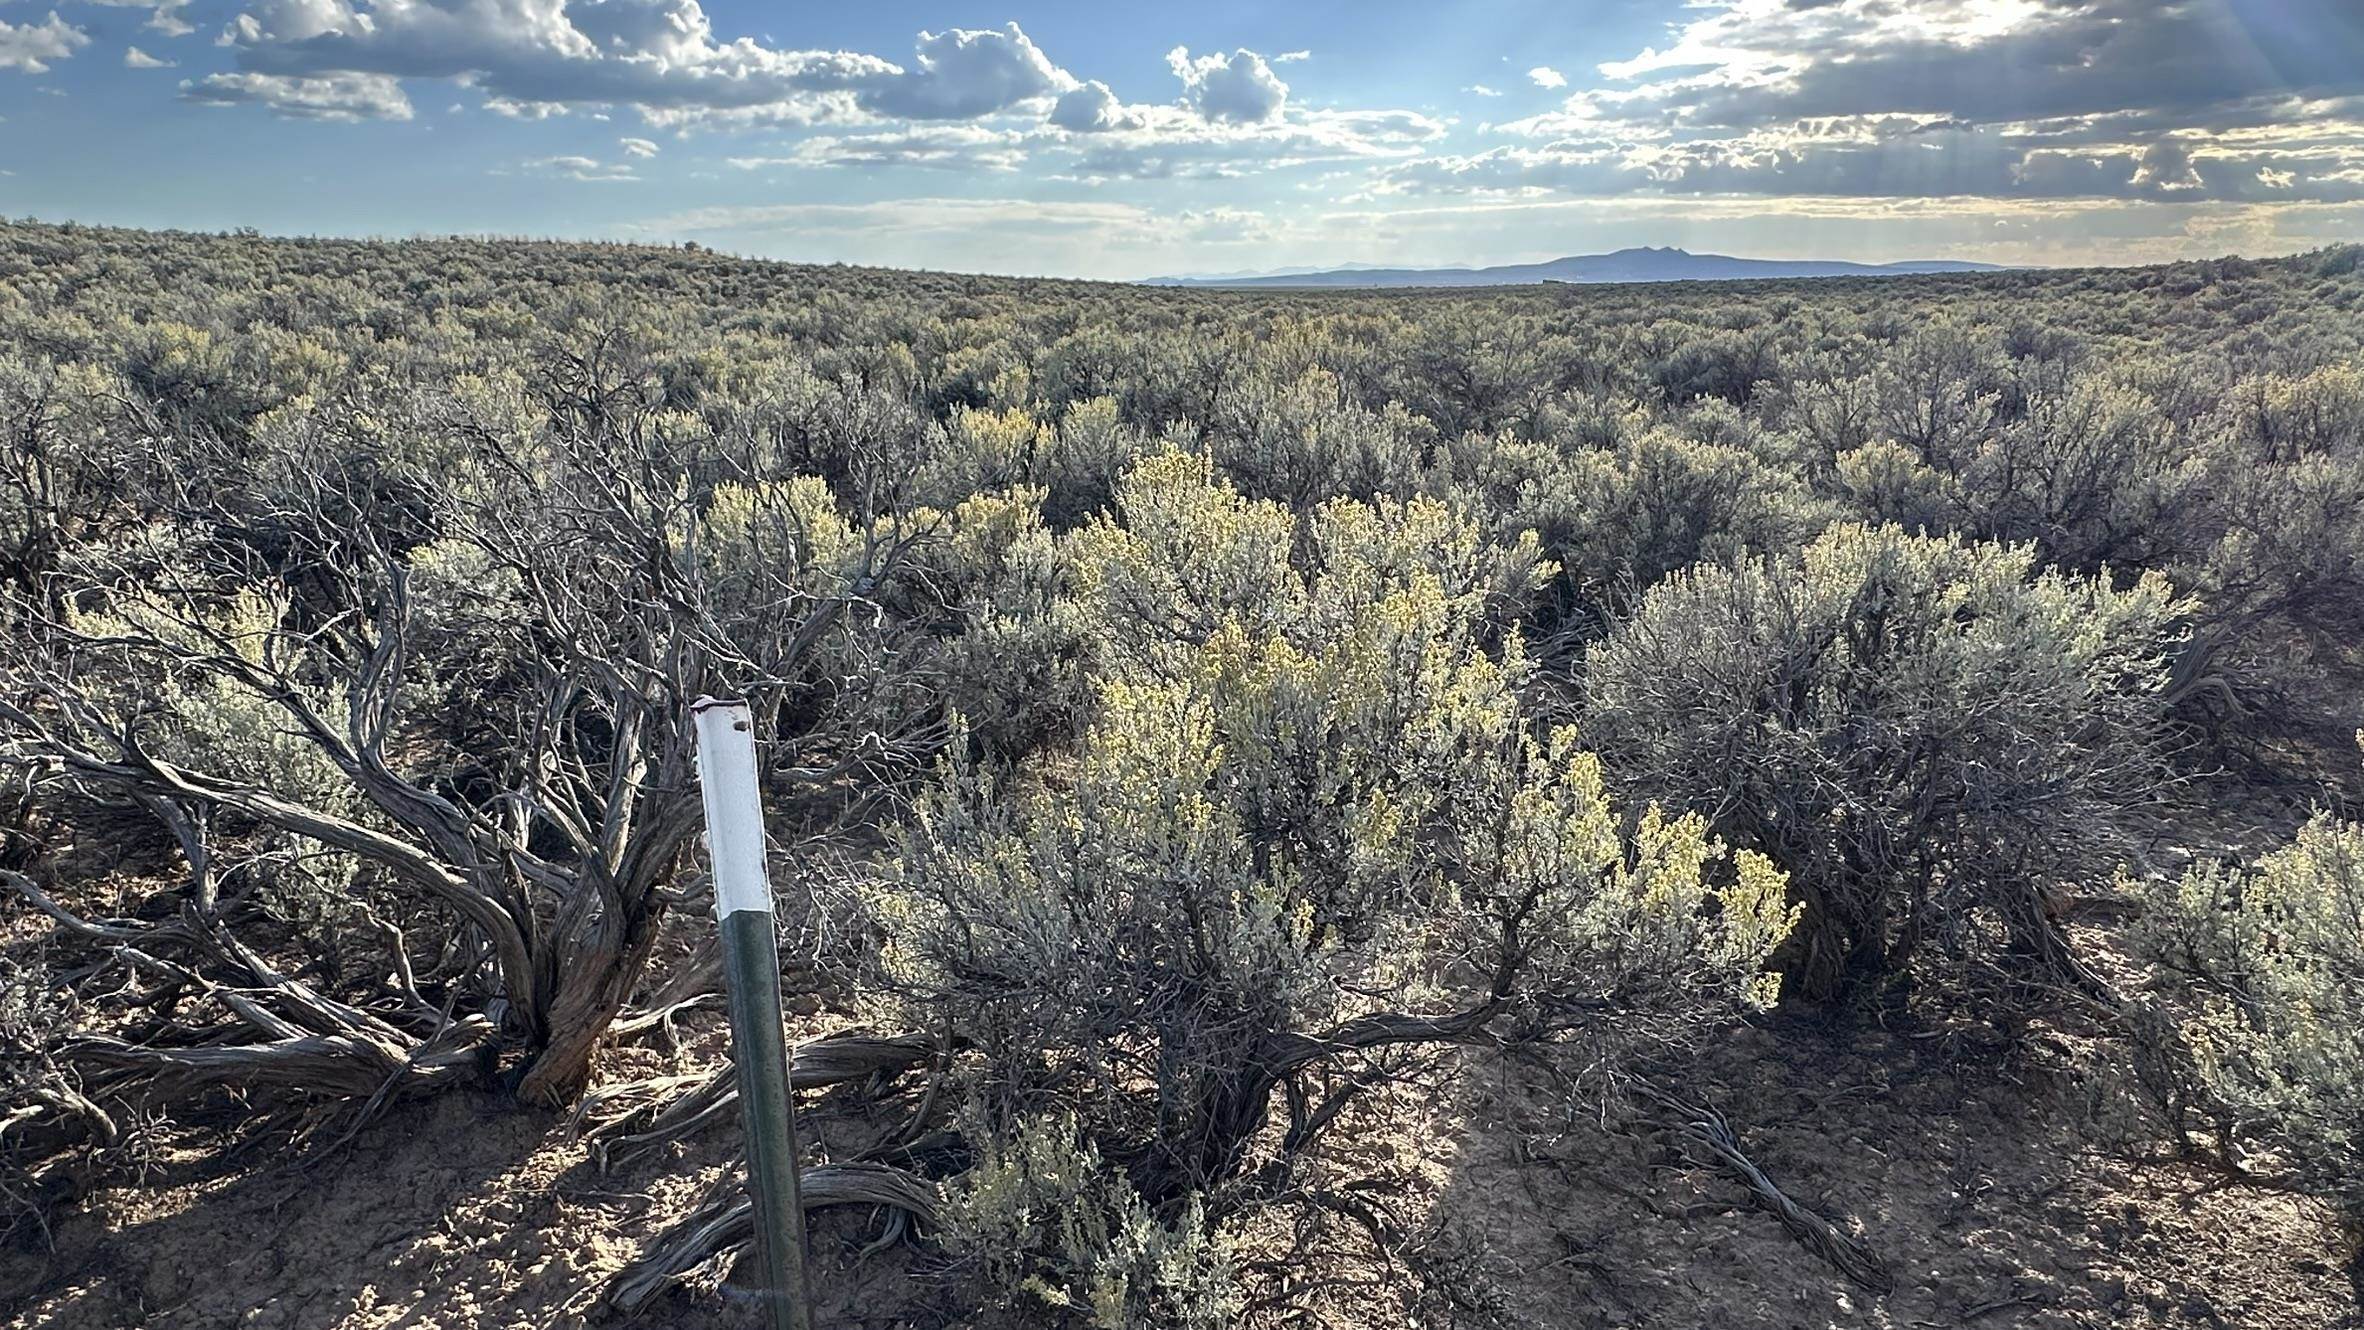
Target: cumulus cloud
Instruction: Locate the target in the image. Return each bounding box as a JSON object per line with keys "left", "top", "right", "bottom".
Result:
{"left": 74, "top": 0, "right": 193, "bottom": 39}
{"left": 182, "top": 71, "right": 414, "bottom": 120}
{"left": 1167, "top": 46, "right": 1288, "bottom": 124}
{"left": 1049, "top": 79, "right": 1130, "bottom": 133}
{"left": 484, "top": 98, "right": 571, "bottom": 120}
{"left": 1466, "top": 84, "right": 1502, "bottom": 97}
{"left": 201, "top": 3, "right": 1078, "bottom": 127}
{"left": 1528, "top": 66, "right": 1565, "bottom": 89}
{"left": 1394, "top": 0, "right": 2364, "bottom": 207}
{"left": 0, "top": 12, "right": 88, "bottom": 74}
{"left": 2130, "top": 139, "right": 2203, "bottom": 192}
{"left": 861, "top": 23, "right": 1073, "bottom": 120}
{"left": 712, "top": 96, "right": 1439, "bottom": 181}
{"left": 213, "top": 0, "right": 884, "bottom": 118}
{"left": 1034, "top": 48, "right": 1438, "bottom": 176}
{"left": 1595, "top": 0, "right": 2364, "bottom": 131}
{"left": 1385, "top": 112, "right": 2364, "bottom": 206}
{"left": 123, "top": 44, "right": 175, "bottom": 68}
{"left": 619, "top": 136, "right": 659, "bottom": 157}
{"left": 132, "top": 1, "right": 1438, "bottom": 186}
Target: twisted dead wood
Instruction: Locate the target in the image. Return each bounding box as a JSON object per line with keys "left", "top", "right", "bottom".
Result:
{"left": 1638, "top": 1081, "right": 1894, "bottom": 1294}
{"left": 607, "top": 1163, "right": 941, "bottom": 1314}
{"left": 574, "top": 1032, "right": 934, "bottom": 1169}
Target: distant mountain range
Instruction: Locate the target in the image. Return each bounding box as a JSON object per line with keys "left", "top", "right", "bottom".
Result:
{"left": 1143, "top": 247, "right": 2006, "bottom": 288}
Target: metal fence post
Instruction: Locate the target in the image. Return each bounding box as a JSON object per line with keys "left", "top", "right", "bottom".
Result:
{"left": 691, "top": 696, "right": 816, "bottom": 1330}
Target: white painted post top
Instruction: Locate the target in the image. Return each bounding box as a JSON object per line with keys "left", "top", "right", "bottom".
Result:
{"left": 692, "top": 696, "right": 776, "bottom": 918}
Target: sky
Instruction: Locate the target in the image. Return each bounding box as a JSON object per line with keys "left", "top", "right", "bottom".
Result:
{"left": 3, "top": 0, "right": 2363, "bottom": 280}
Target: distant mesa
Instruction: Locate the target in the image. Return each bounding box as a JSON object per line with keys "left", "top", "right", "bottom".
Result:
{"left": 1142, "top": 246, "right": 2005, "bottom": 288}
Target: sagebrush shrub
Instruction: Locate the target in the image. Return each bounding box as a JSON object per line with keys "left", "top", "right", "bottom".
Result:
{"left": 61, "top": 590, "right": 370, "bottom": 932}
{"left": 1205, "top": 366, "right": 1432, "bottom": 509}
{"left": 1436, "top": 427, "right": 1831, "bottom": 647}
{"left": 941, "top": 1112, "right": 1242, "bottom": 1330}
{"left": 2137, "top": 801, "right": 2364, "bottom": 1221}
{"left": 1584, "top": 523, "right": 2184, "bottom": 1004}
{"left": 919, "top": 487, "right": 1096, "bottom": 764}
{"left": 882, "top": 452, "right": 1795, "bottom": 1317}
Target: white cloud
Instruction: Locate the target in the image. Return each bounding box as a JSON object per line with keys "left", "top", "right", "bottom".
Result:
{"left": 74, "top": 0, "right": 193, "bottom": 40}
{"left": 123, "top": 45, "right": 175, "bottom": 69}
{"left": 718, "top": 103, "right": 1441, "bottom": 182}
{"left": 214, "top": 0, "right": 887, "bottom": 118}
{"left": 860, "top": 22, "right": 1074, "bottom": 120}
{"left": 1063, "top": 105, "right": 1444, "bottom": 181}
{"left": 638, "top": 196, "right": 1158, "bottom": 240}
{"left": 1050, "top": 79, "right": 1130, "bottom": 132}
{"left": 0, "top": 12, "right": 89, "bottom": 74}
{"left": 1466, "top": 84, "right": 1502, "bottom": 98}
{"left": 1036, "top": 55, "right": 1440, "bottom": 178}
{"left": 1386, "top": 0, "right": 2364, "bottom": 209}
{"left": 154, "top": 2, "right": 1458, "bottom": 193}
{"left": 1381, "top": 113, "right": 2364, "bottom": 207}
{"left": 182, "top": 71, "right": 414, "bottom": 120}
{"left": 619, "top": 136, "right": 659, "bottom": 157}
{"left": 730, "top": 124, "right": 1027, "bottom": 173}
{"left": 524, "top": 153, "right": 639, "bottom": 181}
{"left": 1167, "top": 46, "right": 1289, "bottom": 124}
{"left": 625, "top": 195, "right": 1307, "bottom": 279}
{"left": 486, "top": 98, "right": 570, "bottom": 120}
{"left": 1274, "top": 50, "right": 1310, "bottom": 63}
{"left": 1582, "top": 0, "right": 2364, "bottom": 131}
{"left": 206, "top": 4, "right": 1074, "bottom": 128}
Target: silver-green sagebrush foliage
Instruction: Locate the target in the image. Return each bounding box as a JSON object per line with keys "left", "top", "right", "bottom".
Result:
{"left": 2139, "top": 778, "right": 2364, "bottom": 1222}
{"left": 1585, "top": 523, "right": 2185, "bottom": 1003}
{"left": 941, "top": 1112, "right": 1243, "bottom": 1329}
{"left": 882, "top": 453, "right": 1795, "bottom": 1321}
{"left": 5, "top": 221, "right": 2364, "bottom": 1321}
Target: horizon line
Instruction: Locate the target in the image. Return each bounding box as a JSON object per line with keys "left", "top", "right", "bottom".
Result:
{"left": 7, "top": 212, "right": 2353, "bottom": 289}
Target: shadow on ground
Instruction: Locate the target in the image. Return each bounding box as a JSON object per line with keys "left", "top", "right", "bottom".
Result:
{"left": 1432, "top": 1014, "right": 2355, "bottom": 1330}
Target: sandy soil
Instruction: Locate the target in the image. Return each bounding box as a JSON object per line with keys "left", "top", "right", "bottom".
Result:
{"left": 0, "top": 1030, "right": 949, "bottom": 1330}
{"left": 5, "top": 998, "right": 2353, "bottom": 1330}
{"left": 1439, "top": 1018, "right": 2356, "bottom": 1330}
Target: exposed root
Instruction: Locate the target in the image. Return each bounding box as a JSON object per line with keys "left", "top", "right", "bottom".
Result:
{"left": 610, "top": 937, "right": 722, "bottom": 1046}
{"left": 1638, "top": 1081, "right": 1895, "bottom": 1294}
{"left": 50, "top": 909, "right": 497, "bottom": 1100}
{"left": 573, "top": 1032, "right": 935, "bottom": 1170}
{"left": 71, "top": 1018, "right": 494, "bottom": 1101}
{"left": 607, "top": 1163, "right": 941, "bottom": 1314}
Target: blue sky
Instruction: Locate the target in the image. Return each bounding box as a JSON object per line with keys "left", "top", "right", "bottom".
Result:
{"left": 4, "top": 0, "right": 2363, "bottom": 278}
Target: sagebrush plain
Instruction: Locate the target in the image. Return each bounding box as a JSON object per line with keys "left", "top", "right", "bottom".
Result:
{"left": 2, "top": 221, "right": 2362, "bottom": 1328}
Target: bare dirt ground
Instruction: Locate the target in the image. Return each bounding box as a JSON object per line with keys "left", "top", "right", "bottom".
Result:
{"left": 0, "top": 1015, "right": 939, "bottom": 1330}
{"left": 4, "top": 1001, "right": 2354, "bottom": 1330}
{"left": 1440, "top": 1018, "right": 2356, "bottom": 1330}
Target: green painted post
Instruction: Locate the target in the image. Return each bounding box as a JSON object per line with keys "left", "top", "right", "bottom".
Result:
{"left": 691, "top": 696, "right": 816, "bottom": 1330}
